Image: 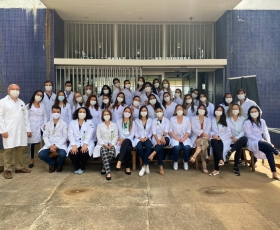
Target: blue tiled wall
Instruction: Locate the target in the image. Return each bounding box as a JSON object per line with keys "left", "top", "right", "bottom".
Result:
{"left": 54, "top": 10, "right": 64, "bottom": 58}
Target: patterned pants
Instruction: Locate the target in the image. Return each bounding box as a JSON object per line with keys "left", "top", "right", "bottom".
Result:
{"left": 101, "top": 146, "right": 116, "bottom": 174}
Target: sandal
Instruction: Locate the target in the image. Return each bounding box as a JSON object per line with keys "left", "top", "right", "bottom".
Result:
{"left": 148, "top": 151, "right": 157, "bottom": 160}
{"left": 209, "top": 171, "right": 219, "bottom": 176}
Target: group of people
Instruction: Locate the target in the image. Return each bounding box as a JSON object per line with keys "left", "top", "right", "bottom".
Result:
{"left": 0, "top": 78, "right": 279, "bottom": 181}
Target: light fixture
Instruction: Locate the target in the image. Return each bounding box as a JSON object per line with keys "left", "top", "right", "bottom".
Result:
{"left": 177, "top": 43, "right": 181, "bottom": 49}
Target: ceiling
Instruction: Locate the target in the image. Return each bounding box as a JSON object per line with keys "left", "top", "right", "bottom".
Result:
{"left": 41, "top": 0, "right": 242, "bottom": 22}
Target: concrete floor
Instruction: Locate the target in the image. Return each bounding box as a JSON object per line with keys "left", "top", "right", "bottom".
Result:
{"left": 0, "top": 148, "right": 279, "bottom": 230}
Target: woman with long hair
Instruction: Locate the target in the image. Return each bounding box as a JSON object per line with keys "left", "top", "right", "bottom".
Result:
{"left": 134, "top": 76, "right": 146, "bottom": 97}
{"left": 110, "top": 92, "right": 127, "bottom": 122}
{"left": 159, "top": 79, "right": 173, "bottom": 102}
{"left": 199, "top": 92, "right": 215, "bottom": 120}
{"left": 53, "top": 90, "right": 72, "bottom": 125}
{"left": 182, "top": 94, "right": 198, "bottom": 118}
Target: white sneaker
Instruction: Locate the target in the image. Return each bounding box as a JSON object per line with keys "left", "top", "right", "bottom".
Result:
{"left": 145, "top": 165, "right": 150, "bottom": 174}
{"left": 139, "top": 167, "right": 146, "bottom": 176}
{"left": 173, "top": 162, "right": 178, "bottom": 170}
{"left": 183, "top": 161, "right": 189, "bottom": 170}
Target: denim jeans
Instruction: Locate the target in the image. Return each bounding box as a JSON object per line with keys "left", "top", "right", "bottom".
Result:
{"left": 136, "top": 139, "right": 152, "bottom": 165}
{"left": 38, "top": 148, "right": 67, "bottom": 167}
{"left": 172, "top": 142, "right": 191, "bottom": 162}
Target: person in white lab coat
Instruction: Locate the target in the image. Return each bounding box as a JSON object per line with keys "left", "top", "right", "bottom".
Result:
{"left": 159, "top": 79, "right": 173, "bottom": 102}
{"left": 147, "top": 94, "right": 165, "bottom": 119}
{"left": 98, "top": 85, "right": 112, "bottom": 106}
{"left": 67, "top": 107, "right": 94, "bottom": 175}
{"left": 162, "top": 92, "right": 177, "bottom": 120}
{"left": 26, "top": 90, "right": 47, "bottom": 168}
{"left": 169, "top": 105, "right": 192, "bottom": 171}
{"left": 135, "top": 106, "right": 153, "bottom": 177}
{"left": 243, "top": 106, "right": 279, "bottom": 180}
{"left": 94, "top": 109, "right": 118, "bottom": 181}
{"left": 100, "top": 94, "right": 112, "bottom": 110}
{"left": 148, "top": 107, "right": 170, "bottom": 175}
{"left": 112, "top": 78, "right": 122, "bottom": 102}
{"left": 199, "top": 92, "right": 215, "bottom": 120}
{"left": 83, "top": 85, "right": 93, "bottom": 102}
{"left": 189, "top": 105, "right": 211, "bottom": 174}
{"left": 134, "top": 76, "right": 145, "bottom": 97}
{"left": 0, "top": 84, "right": 31, "bottom": 179}
{"left": 72, "top": 92, "right": 85, "bottom": 113}
{"left": 122, "top": 80, "right": 134, "bottom": 106}
{"left": 174, "top": 88, "right": 183, "bottom": 105}
{"left": 110, "top": 92, "right": 127, "bottom": 122}
{"left": 191, "top": 89, "right": 200, "bottom": 107}
{"left": 38, "top": 105, "right": 68, "bottom": 173}
{"left": 116, "top": 107, "right": 136, "bottom": 175}
{"left": 209, "top": 106, "right": 231, "bottom": 176}
{"left": 64, "top": 81, "right": 74, "bottom": 107}
{"left": 225, "top": 104, "right": 248, "bottom": 176}
{"left": 220, "top": 93, "right": 233, "bottom": 115}
{"left": 131, "top": 96, "right": 141, "bottom": 120}
{"left": 53, "top": 91, "right": 72, "bottom": 125}
{"left": 152, "top": 78, "right": 161, "bottom": 96}
{"left": 140, "top": 82, "right": 160, "bottom": 106}
{"left": 182, "top": 94, "right": 198, "bottom": 118}
{"left": 42, "top": 80, "right": 56, "bottom": 122}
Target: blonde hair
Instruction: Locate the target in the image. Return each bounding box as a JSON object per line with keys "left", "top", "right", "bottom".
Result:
{"left": 122, "top": 106, "right": 133, "bottom": 132}
{"left": 227, "top": 103, "right": 243, "bottom": 117}
{"left": 73, "top": 92, "right": 85, "bottom": 108}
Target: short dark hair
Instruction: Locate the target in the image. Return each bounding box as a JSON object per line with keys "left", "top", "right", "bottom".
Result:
{"left": 52, "top": 105, "right": 61, "bottom": 112}
{"left": 65, "top": 81, "right": 72, "bottom": 86}
{"left": 101, "top": 109, "right": 112, "bottom": 122}
{"left": 139, "top": 105, "right": 148, "bottom": 120}
{"left": 223, "top": 93, "right": 233, "bottom": 106}
{"left": 44, "top": 80, "right": 53, "bottom": 86}
{"left": 236, "top": 88, "right": 246, "bottom": 94}
{"left": 196, "top": 104, "right": 208, "bottom": 117}
{"left": 124, "top": 79, "right": 130, "bottom": 85}
{"left": 72, "top": 107, "right": 93, "bottom": 121}
{"left": 113, "top": 78, "right": 120, "bottom": 84}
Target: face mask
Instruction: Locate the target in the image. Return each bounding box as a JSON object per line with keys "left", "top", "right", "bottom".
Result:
{"left": 65, "top": 87, "right": 72, "bottom": 92}
{"left": 103, "top": 99, "right": 109, "bottom": 104}
{"left": 125, "top": 84, "right": 131, "bottom": 89}
{"left": 45, "top": 86, "right": 52, "bottom": 91}
{"left": 10, "top": 90, "right": 20, "bottom": 98}
{"left": 250, "top": 112, "right": 259, "bottom": 119}
{"left": 149, "top": 99, "right": 157, "bottom": 105}
{"left": 238, "top": 94, "right": 245, "bottom": 100}
{"left": 156, "top": 112, "right": 164, "bottom": 118}
{"left": 138, "top": 81, "right": 143, "bottom": 86}
{"left": 76, "top": 97, "right": 83, "bottom": 103}
{"left": 140, "top": 111, "right": 148, "bottom": 117}
{"left": 90, "top": 100, "right": 96, "bottom": 106}
{"left": 145, "top": 87, "right": 151, "bottom": 93}
{"left": 78, "top": 113, "right": 86, "bottom": 120}
{"left": 35, "top": 95, "right": 42, "bottom": 102}
{"left": 103, "top": 89, "right": 109, "bottom": 94}
{"left": 176, "top": 110, "right": 184, "bottom": 116}
{"left": 175, "top": 93, "right": 180, "bottom": 98}
{"left": 154, "top": 83, "right": 159, "bottom": 88}
{"left": 186, "top": 99, "right": 192, "bottom": 104}
{"left": 58, "top": 96, "right": 65, "bottom": 101}
{"left": 232, "top": 109, "right": 239, "bottom": 115}
{"left": 215, "top": 111, "right": 223, "bottom": 116}
{"left": 200, "top": 97, "right": 206, "bottom": 102}
{"left": 115, "top": 83, "right": 120, "bottom": 88}
{"left": 164, "top": 96, "right": 170, "bottom": 102}
{"left": 117, "top": 97, "right": 124, "bottom": 102}
{"left": 163, "top": 83, "right": 168, "bottom": 89}
{"left": 123, "top": 112, "right": 131, "bottom": 118}
{"left": 104, "top": 115, "right": 110, "bottom": 121}
{"left": 198, "top": 109, "right": 205, "bottom": 115}
{"left": 225, "top": 98, "right": 233, "bottom": 104}
{"left": 86, "top": 89, "right": 92, "bottom": 94}
{"left": 52, "top": 113, "right": 61, "bottom": 119}
{"left": 133, "top": 101, "right": 140, "bottom": 107}
{"left": 192, "top": 93, "right": 198, "bottom": 99}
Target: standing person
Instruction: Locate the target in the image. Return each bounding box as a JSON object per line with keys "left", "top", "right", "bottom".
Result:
{"left": 67, "top": 107, "right": 94, "bottom": 175}
{"left": 243, "top": 106, "right": 279, "bottom": 180}
{"left": 110, "top": 92, "right": 126, "bottom": 122}
{"left": 38, "top": 106, "right": 68, "bottom": 173}
{"left": 0, "top": 84, "right": 31, "bottom": 179}
{"left": 42, "top": 80, "right": 56, "bottom": 122}
{"left": 182, "top": 94, "right": 198, "bottom": 118}
{"left": 169, "top": 105, "right": 192, "bottom": 171}
{"left": 220, "top": 93, "right": 234, "bottom": 114}
{"left": 134, "top": 106, "right": 153, "bottom": 177}
{"left": 147, "top": 94, "right": 164, "bottom": 119}
{"left": 93, "top": 109, "right": 118, "bottom": 180}
{"left": 162, "top": 92, "right": 177, "bottom": 120}
{"left": 98, "top": 85, "right": 112, "bottom": 106}
{"left": 134, "top": 76, "right": 145, "bottom": 97}
{"left": 100, "top": 94, "right": 112, "bottom": 110}
{"left": 189, "top": 105, "right": 211, "bottom": 174}
{"left": 140, "top": 82, "right": 160, "bottom": 106}
{"left": 174, "top": 88, "right": 183, "bottom": 105}
{"left": 236, "top": 89, "right": 262, "bottom": 118}
{"left": 72, "top": 92, "right": 85, "bottom": 113}
{"left": 199, "top": 92, "right": 215, "bottom": 120}
{"left": 112, "top": 78, "right": 122, "bottom": 102}
{"left": 122, "top": 80, "right": 134, "bottom": 106}
{"left": 191, "top": 89, "right": 200, "bottom": 106}
{"left": 83, "top": 85, "right": 93, "bottom": 102}
{"left": 225, "top": 104, "right": 248, "bottom": 176}
{"left": 159, "top": 79, "right": 173, "bottom": 102}
{"left": 116, "top": 107, "right": 136, "bottom": 175}
{"left": 26, "top": 90, "right": 47, "bottom": 168}
{"left": 209, "top": 106, "right": 231, "bottom": 176}
{"left": 53, "top": 91, "right": 72, "bottom": 125}
{"left": 64, "top": 81, "right": 74, "bottom": 107}
{"left": 131, "top": 96, "right": 141, "bottom": 120}
{"left": 152, "top": 78, "right": 161, "bottom": 96}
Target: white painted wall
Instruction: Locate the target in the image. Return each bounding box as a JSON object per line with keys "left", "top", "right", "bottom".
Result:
{"left": 0, "top": 0, "right": 46, "bottom": 8}
{"left": 234, "top": 0, "right": 280, "bottom": 10}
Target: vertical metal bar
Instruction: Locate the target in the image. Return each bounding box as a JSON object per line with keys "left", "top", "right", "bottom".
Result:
{"left": 74, "top": 23, "right": 77, "bottom": 58}
{"left": 98, "top": 23, "right": 100, "bottom": 58}
{"left": 200, "top": 22, "right": 201, "bottom": 59}
{"left": 140, "top": 24, "right": 141, "bottom": 59}
{"left": 106, "top": 24, "right": 108, "bottom": 58}
{"left": 114, "top": 24, "right": 118, "bottom": 59}
{"left": 129, "top": 24, "right": 130, "bottom": 58}
{"left": 185, "top": 24, "right": 187, "bottom": 58}
{"left": 82, "top": 23, "right": 84, "bottom": 57}
{"left": 173, "top": 23, "right": 175, "bottom": 58}
{"left": 213, "top": 70, "right": 216, "bottom": 105}
{"left": 195, "top": 68, "right": 198, "bottom": 88}
{"left": 121, "top": 24, "right": 122, "bottom": 58}
{"left": 162, "top": 24, "right": 166, "bottom": 59}
{"left": 94, "top": 24, "right": 96, "bottom": 59}
{"left": 136, "top": 24, "right": 137, "bottom": 59}
{"left": 150, "top": 24, "right": 152, "bottom": 58}
{"left": 188, "top": 22, "right": 190, "bottom": 58}
{"left": 144, "top": 25, "right": 145, "bottom": 58}
{"left": 203, "top": 23, "right": 205, "bottom": 59}
{"left": 102, "top": 23, "right": 103, "bottom": 58}
{"left": 169, "top": 24, "right": 171, "bottom": 58}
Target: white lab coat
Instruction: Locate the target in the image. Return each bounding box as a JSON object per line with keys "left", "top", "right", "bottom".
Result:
{"left": 67, "top": 119, "right": 95, "bottom": 156}
{"left": 147, "top": 104, "right": 165, "bottom": 119}
{"left": 65, "top": 91, "right": 74, "bottom": 107}
{"left": 243, "top": 119, "right": 270, "bottom": 159}
{"left": 193, "top": 98, "right": 200, "bottom": 107}
{"left": 237, "top": 98, "right": 262, "bottom": 118}
{"left": 134, "top": 89, "right": 144, "bottom": 97}
{"left": 159, "top": 89, "right": 173, "bottom": 103}
{"left": 112, "top": 88, "right": 121, "bottom": 102}
{"left": 0, "top": 95, "right": 31, "bottom": 149}
{"left": 226, "top": 116, "right": 246, "bottom": 144}
{"left": 220, "top": 103, "right": 230, "bottom": 115}
{"left": 132, "top": 106, "right": 140, "bottom": 120}
{"left": 210, "top": 118, "right": 232, "bottom": 160}
{"left": 51, "top": 103, "right": 72, "bottom": 125}
{"left": 202, "top": 102, "right": 215, "bottom": 120}
{"left": 93, "top": 121, "right": 118, "bottom": 157}
{"left": 122, "top": 88, "right": 134, "bottom": 106}
{"left": 110, "top": 104, "right": 126, "bottom": 122}
{"left": 185, "top": 105, "right": 198, "bottom": 118}
{"left": 133, "top": 118, "right": 153, "bottom": 146}
{"left": 169, "top": 116, "right": 192, "bottom": 146}
{"left": 98, "top": 95, "right": 112, "bottom": 108}
{"left": 42, "top": 92, "right": 56, "bottom": 122}
{"left": 115, "top": 119, "right": 136, "bottom": 154}
{"left": 174, "top": 96, "right": 183, "bottom": 105}
{"left": 88, "top": 106, "right": 102, "bottom": 141}
{"left": 38, "top": 118, "right": 68, "bottom": 153}
{"left": 26, "top": 103, "right": 47, "bottom": 143}
{"left": 163, "top": 102, "right": 177, "bottom": 120}
{"left": 72, "top": 103, "right": 85, "bottom": 114}
{"left": 151, "top": 117, "right": 170, "bottom": 146}
{"left": 140, "top": 93, "right": 160, "bottom": 106}
{"left": 190, "top": 115, "right": 211, "bottom": 147}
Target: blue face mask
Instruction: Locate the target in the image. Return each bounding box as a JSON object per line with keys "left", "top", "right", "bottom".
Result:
{"left": 58, "top": 96, "right": 65, "bottom": 101}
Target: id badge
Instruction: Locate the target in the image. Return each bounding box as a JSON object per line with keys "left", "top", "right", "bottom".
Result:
{"left": 52, "top": 130, "right": 55, "bottom": 135}
{"left": 124, "top": 129, "right": 130, "bottom": 135}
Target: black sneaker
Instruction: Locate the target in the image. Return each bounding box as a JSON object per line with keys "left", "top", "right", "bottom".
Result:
{"left": 225, "top": 151, "right": 232, "bottom": 161}
{"left": 233, "top": 167, "right": 240, "bottom": 176}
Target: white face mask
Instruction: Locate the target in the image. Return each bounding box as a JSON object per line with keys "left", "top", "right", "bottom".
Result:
{"left": 149, "top": 99, "right": 157, "bottom": 105}
{"left": 104, "top": 115, "right": 110, "bottom": 121}
{"left": 145, "top": 87, "right": 151, "bottom": 93}
{"left": 125, "top": 84, "right": 131, "bottom": 89}
{"left": 115, "top": 83, "right": 120, "bottom": 88}
{"left": 156, "top": 112, "right": 164, "bottom": 118}
{"left": 176, "top": 110, "right": 184, "bottom": 116}
{"left": 198, "top": 109, "right": 205, "bottom": 115}
{"left": 103, "top": 99, "right": 109, "bottom": 104}
{"left": 250, "top": 112, "right": 259, "bottom": 119}
{"left": 35, "top": 95, "right": 42, "bottom": 102}
{"left": 232, "top": 109, "right": 239, "bottom": 115}
{"left": 238, "top": 94, "right": 245, "bottom": 100}
{"left": 225, "top": 98, "right": 233, "bottom": 104}
{"left": 90, "top": 100, "right": 96, "bottom": 106}
{"left": 133, "top": 101, "right": 140, "bottom": 107}
{"left": 186, "top": 99, "right": 192, "bottom": 104}
{"left": 65, "top": 87, "right": 72, "bottom": 92}
{"left": 192, "top": 93, "right": 198, "bottom": 99}
{"left": 164, "top": 96, "right": 170, "bottom": 102}
{"left": 86, "top": 89, "right": 92, "bottom": 95}
{"left": 140, "top": 111, "right": 148, "bottom": 117}
{"left": 45, "top": 86, "right": 52, "bottom": 91}
{"left": 52, "top": 113, "right": 61, "bottom": 119}
{"left": 175, "top": 93, "right": 180, "bottom": 98}
{"left": 117, "top": 97, "right": 124, "bottom": 102}
{"left": 76, "top": 97, "right": 83, "bottom": 103}
{"left": 123, "top": 112, "right": 131, "bottom": 118}
{"left": 163, "top": 83, "right": 168, "bottom": 89}
{"left": 154, "top": 83, "right": 159, "bottom": 88}
{"left": 200, "top": 97, "right": 206, "bottom": 102}
{"left": 78, "top": 113, "right": 86, "bottom": 120}
{"left": 10, "top": 90, "right": 20, "bottom": 98}
{"left": 138, "top": 81, "right": 144, "bottom": 86}
{"left": 215, "top": 111, "right": 223, "bottom": 116}
{"left": 103, "top": 89, "right": 109, "bottom": 94}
